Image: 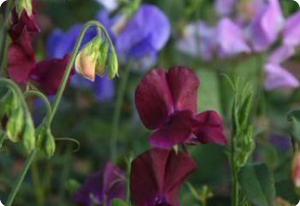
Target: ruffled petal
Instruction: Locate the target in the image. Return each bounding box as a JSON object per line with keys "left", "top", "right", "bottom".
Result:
{"left": 192, "top": 111, "right": 227, "bottom": 145}
{"left": 135, "top": 69, "right": 173, "bottom": 129}
{"left": 166, "top": 67, "right": 200, "bottom": 113}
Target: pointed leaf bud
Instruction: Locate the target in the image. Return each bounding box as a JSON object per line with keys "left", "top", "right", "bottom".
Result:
{"left": 6, "top": 107, "right": 25, "bottom": 142}
{"left": 23, "top": 116, "right": 36, "bottom": 152}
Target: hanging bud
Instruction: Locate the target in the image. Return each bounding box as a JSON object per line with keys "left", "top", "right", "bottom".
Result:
{"left": 37, "top": 126, "right": 56, "bottom": 158}
{"left": 23, "top": 116, "right": 36, "bottom": 153}
{"left": 75, "top": 36, "right": 118, "bottom": 81}
{"left": 6, "top": 107, "right": 25, "bottom": 142}
{"left": 16, "top": 0, "right": 33, "bottom": 16}
{"left": 292, "top": 152, "right": 300, "bottom": 188}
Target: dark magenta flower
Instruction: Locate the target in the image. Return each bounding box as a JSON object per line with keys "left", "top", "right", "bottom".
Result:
{"left": 75, "top": 162, "right": 126, "bottom": 206}
{"left": 135, "top": 67, "right": 227, "bottom": 148}
{"left": 8, "top": 10, "right": 74, "bottom": 95}
{"left": 131, "top": 148, "right": 197, "bottom": 206}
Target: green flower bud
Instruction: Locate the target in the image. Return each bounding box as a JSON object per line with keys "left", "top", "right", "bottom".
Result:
{"left": 108, "top": 50, "right": 119, "bottom": 79}
{"left": 16, "top": 0, "right": 33, "bottom": 16}
{"left": 23, "top": 117, "right": 36, "bottom": 153}
{"left": 6, "top": 107, "right": 25, "bottom": 142}
{"left": 37, "top": 127, "right": 56, "bottom": 158}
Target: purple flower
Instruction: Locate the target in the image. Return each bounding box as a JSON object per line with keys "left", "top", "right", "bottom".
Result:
{"left": 216, "top": 18, "right": 250, "bottom": 58}
{"left": 99, "top": 4, "right": 171, "bottom": 66}
{"left": 177, "top": 21, "right": 216, "bottom": 61}
{"left": 283, "top": 11, "right": 300, "bottom": 47}
{"left": 265, "top": 63, "right": 299, "bottom": 90}
{"left": 131, "top": 148, "right": 197, "bottom": 206}
{"left": 135, "top": 67, "right": 227, "bottom": 148}
{"left": 47, "top": 25, "right": 115, "bottom": 101}
{"left": 270, "top": 134, "right": 292, "bottom": 152}
{"left": 74, "top": 162, "right": 126, "bottom": 206}
{"left": 248, "top": 0, "right": 284, "bottom": 52}
{"left": 215, "top": 0, "right": 236, "bottom": 16}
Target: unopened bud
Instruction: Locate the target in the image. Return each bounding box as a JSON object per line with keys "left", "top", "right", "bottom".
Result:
{"left": 23, "top": 117, "right": 36, "bottom": 152}
{"left": 292, "top": 152, "right": 300, "bottom": 188}
{"left": 37, "top": 127, "right": 56, "bottom": 158}
{"left": 6, "top": 107, "right": 24, "bottom": 142}
{"left": 108, "top": 50, "right": 119, "bottom": 79}
{"left": 16, "top": 0, "right": 33, "bottom": 16}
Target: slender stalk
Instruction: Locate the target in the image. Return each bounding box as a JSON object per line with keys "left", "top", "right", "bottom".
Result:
{"left": 6, "top": 150, "right": 37, "bottom": 206}
{"left": 0, "top": 0, "right": 14, "bottom": 75}
{"left": 48, "top": 20, "right": 116, "bottom": 126}
{"left": 231, "top": 133, "right": 239, "bottom": 206}
{"left": 110, "top": 63, "right": 131, "bottom": 161}
{"left": 31, "top": 162, "right": 45, "bottom": 206}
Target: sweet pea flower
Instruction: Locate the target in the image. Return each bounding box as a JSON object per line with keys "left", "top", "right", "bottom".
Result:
{"left": 8, "top": 10, "right": 72, "bottom": 95}
{"left": 216, "top": 18, "right": 250, "bottom": 58}
{"left": 131, "top": 148, "right": 197, "bottom": 206}
{"left": 99, "top": 4, "right": 171, "bottom": 67}
{"left": 96, "top": 0, "right": 119, "bottom": 11}
{"left": 283, "top": 11, "right": 300, "bottom": 47}
{"left": 74, "top": 162, "right": 126, "bottom": 206}
{"left": 135, "top": 67, "right": 227, "bottom": 149}
{"left": 248, "top": 0, "right": 284, "bottom": 52}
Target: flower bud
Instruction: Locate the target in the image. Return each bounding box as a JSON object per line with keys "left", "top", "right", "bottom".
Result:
{"left": 75, "top": 36, "right": 118, "bottom": 81}
{"left": 23, "top": 117, "right": 36, "bottom": 153}
{"left": 37, "top": 127, "right": 56, "bottom": 157}
{"left": 16, "top": 0, "right": 33, "bottom": 16}
{"left": 6, "top": 107, "right": 25, "bottom": 142}
{"left": 292, "top": 152, "right": 300, "bottom": 188}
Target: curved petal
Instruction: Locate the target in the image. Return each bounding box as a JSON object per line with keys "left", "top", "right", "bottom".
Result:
{"left": 166, "top": 67, "right": 200, "bottom": 113}
{"left": 30, "top": 56, "right": 73, "bottom": 95}
{"left": 135, "top": 69, "right": 173, "bottom": 129}
{"left": 192, "top": 111, "right": 227, "bottom": 145}
{"left": 150, "top": 111, "right": 194, "bottom": 148}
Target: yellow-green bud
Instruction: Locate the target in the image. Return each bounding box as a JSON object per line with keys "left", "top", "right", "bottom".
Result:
{"left": 23, "top": 117, "right": 36, "bottom": 153}
{"left": 16, "top": 0, "right": 33, "bottom": 16}
{"left": 6, "top": 107, "right": 25, "bottom": 143}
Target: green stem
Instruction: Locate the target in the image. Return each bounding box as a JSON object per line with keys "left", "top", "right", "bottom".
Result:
{"left": 110, "top": 63, "right": 131, "bottom": 161}
{"left": 231, "top": 134, "right": 239, "bottom": 206}
{"left": 6, "top": 150, "right": 37, "bottom": 206}
{"left": 31, "top": 161, "right": 45, "bottom": 206}
{"left": 48, "top": 20, "right": 116, "bottom": 126}
{"left": 0, "top": 0, "right": 14, "bottom": 75}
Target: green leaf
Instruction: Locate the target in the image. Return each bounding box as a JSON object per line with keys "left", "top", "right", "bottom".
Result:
{"left": 239, "top": 163, "right": 276, "bottom": 206}
{"left": 112, "top": 199, "right": 128, "bottom": 206}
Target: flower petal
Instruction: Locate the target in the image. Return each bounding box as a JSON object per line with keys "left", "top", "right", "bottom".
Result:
{"left": 30, "top": 56, "right": 73, "bottom": 95}
{"left": 150, "top": 111, "right": 194, "bottom": 149}
{"left": 135, "top": 69, "right": 173, "bottom": 129}
{"left": 192, "top": 111, "right": 227, "bottom": 145}
{"left": 8, "top": 44, "right": 36, "bottom": 84}
{"left": 166, "top": 67, "right": 200, "bottom": 113}
{"left": 283, "top": 11, "right": 300, "bottom": 47}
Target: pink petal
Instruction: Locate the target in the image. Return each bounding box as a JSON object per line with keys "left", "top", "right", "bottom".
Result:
{"left": 192, "top": 111, "right": 227, "bottom": 145}
{"left": 135, "top": 69, "right": 173, "bottom": 129}
{"left": 150, "top": 111, "right": 194, "bottom": 149}
{"left": 166, "top": 66, "right": 200, "bottom": 113}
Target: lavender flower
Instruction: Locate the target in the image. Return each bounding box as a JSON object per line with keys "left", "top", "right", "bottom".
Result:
{"left": 215, "top": 0, "right": 236, "bottom": 16}
{"left": 74, "top": 162, "right": 126, "bottom": 206}
{"left": 283, "top": 11, "right": 300, "bottom": 47}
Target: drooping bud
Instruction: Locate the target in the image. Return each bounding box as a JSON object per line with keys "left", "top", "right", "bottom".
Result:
{"left": 6, "top": 107, "right": 25, "bottom": 142}
{"left": 37, "top": 126, "right": 56, "bottom": 158}
{"left": 75, "top": 35, "right": 118, "bottom": 81}
{"left": 292, "top": 152, "right": 300, "bottom": 188}
{"left": 22, "top": 116, "right": 36, "bottom": 152}
{"left": 16, "top": 0, "right": 33, "bottom": 16}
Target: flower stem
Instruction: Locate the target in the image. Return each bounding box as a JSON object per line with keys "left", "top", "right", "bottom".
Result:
{"left": 231, "top": 134, "right": 239, "bottom": 206}
{"left": 6, "top": 150, "right": 37, "bottom": 206}
{"left": 0, "top": 0, "right": 14, "bottom": 75}
{"left": 48, "top": 20, "right": 117, "bottom": 126}
{"left": 110, "top": 63, "right": 131, "bottom": 161}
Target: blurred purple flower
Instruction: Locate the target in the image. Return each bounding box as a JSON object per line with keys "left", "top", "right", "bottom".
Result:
{"left": 265, "top": 63, "right": 299, "bottom": 90}
{"left": 215, "top": 0, "right": 236, "bottom": 16}
{"left": 47, "top": 25, "right": 115, "bottom": 101}
{"left": 216, "top": 18, "right": 250, "bottom": 58}
{"left": 74, "top": 162, "right": 126, "bottom": 206}
{"left": 270, "top": 134, "right": 292, "bottom": 152}
{"left": 283, "top": 11, "right": 300, "bottom": 47}
{"left": 248, "top": 0, "right": 284, "bottom": 52}
{"left": 99, "top": 4, "right": 171, "bottom": 67}
{"left": 177, "top": 21, "right": 216, "bottom": 61}
{"left": 96, "top": 0, "right": 119, "bottom": 11}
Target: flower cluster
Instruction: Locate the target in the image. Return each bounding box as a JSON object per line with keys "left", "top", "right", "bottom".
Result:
{"left": 177, "top": 0, "right": 300, "bottom": 91}
{"left": 8, "top": 7, "right": 73, "bottom": 95}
